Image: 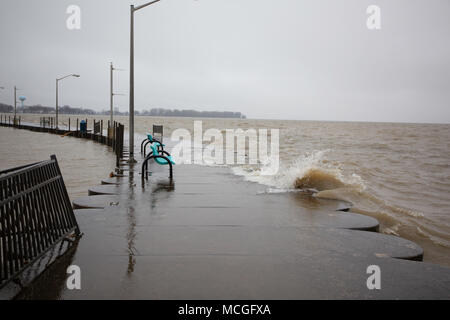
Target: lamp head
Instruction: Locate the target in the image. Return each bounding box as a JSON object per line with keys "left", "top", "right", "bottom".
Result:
{"left": 72, "top": 74, "right": 80, "bottom": 78}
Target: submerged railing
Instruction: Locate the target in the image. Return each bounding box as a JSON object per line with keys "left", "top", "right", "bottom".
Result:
{"left": 0, "top": 155, "right": 81, "bottom": 289}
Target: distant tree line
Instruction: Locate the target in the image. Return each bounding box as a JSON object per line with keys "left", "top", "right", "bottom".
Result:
{"left": 0, "top": 103, "right": 246, "bottom": 119}
{"left": 0, "top": 103, "right": 97, "bottom": 115}
{"left": 137, "top": 108, "right": 245, "bottom": 119}
{"left": 0, "top": 103, "right": 13, "bottom": 113}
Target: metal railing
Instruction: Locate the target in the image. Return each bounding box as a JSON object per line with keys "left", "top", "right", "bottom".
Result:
{"left": 0, "top": 155, "right": 81, "bottom": 289}
{"left": 112, "top": 122, "right": 124, "bottom": 158}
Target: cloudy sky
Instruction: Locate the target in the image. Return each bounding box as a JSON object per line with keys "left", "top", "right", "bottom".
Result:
{"left": 0, "top": 0, "right": 449, "bottom": 123}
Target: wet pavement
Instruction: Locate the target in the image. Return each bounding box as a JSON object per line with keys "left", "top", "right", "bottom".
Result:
{"left": 19, "top": 144, "right": 450, "bottom": 299}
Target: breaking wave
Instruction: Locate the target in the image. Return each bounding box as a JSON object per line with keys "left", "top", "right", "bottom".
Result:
{"left": 231, "top": 150, "right": 365, "bottom": 193}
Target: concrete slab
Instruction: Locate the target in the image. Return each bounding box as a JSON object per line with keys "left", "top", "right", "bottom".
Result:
{"left": 75, "top": 202, "right": 379, "bottom": 230}
{"left": 58, "top": 254, "right": 450, "bottom": 299}
{"left": 88, "top": 185, "right": 123, "bottom": 195}
{"left": 101, "top": 177, "right": 128, "bottom": 185}
{"left": 73, "top": 195, "right": 122, "bottom": 209}
{"left": 73, "top": 210, "right": 419, "bottom": 260}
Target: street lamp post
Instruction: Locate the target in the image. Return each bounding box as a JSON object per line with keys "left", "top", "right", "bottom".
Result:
{"left": 56, "top": 74, "right": 80, "bottom": 129}
{"left": 13, "top": 86, "right": 21, "bottom": 124}
{"left": 111, "top": 62, "right": 114, "bottom": 124}
{"left": 14, "top": 87, "right": 16, "bottom": 119}
{"left": 129, "top": 0, "right": 161, "bottom": 163}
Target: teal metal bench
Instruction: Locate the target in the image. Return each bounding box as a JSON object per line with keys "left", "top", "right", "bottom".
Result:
{"left": 142, "top": 144, "right": 175, "bottom": 180}
{"left": 141, "top": 133, "right": 165, "bottom": 156}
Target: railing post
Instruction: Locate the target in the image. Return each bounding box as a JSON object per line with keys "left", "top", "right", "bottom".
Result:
{"left": 120, "top": 124, "right": 124, "bottom": 158}
{"left": 69, "top": 118, "right": 71, "bottom": 131}
{"left": 107, "top": 120, "right": 110, "bottom": 146}
{"left": 115, "top": 124, "right": 118, "bottom": 155}
{"left": 115, "top": 122, "right": 118, "bottom": 154}
{"left": 113, "top": 121, "right": 116, "bottom": 152}
{"left": 115, "top": 121, "right": 117, "bottom": 152}
{"left": 116, "top": 123, "right": 120, "bottom": 157}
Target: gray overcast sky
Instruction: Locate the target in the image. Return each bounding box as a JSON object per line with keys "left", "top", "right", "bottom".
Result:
{"left": 0, "top": 0, "right": 449, "bottom": 123}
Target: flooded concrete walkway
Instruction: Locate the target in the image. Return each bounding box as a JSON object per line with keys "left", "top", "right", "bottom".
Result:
{"left": 20, "top": 143, "right": 450, "bottom": 299}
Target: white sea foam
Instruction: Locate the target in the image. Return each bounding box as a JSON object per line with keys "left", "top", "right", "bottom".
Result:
{"left": 231, "top": 149, "right": 365, "bottom": 193}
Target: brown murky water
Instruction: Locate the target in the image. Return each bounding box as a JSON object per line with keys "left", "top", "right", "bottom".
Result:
{"left": 3, "top": 113, "right": 450, "bottom": 267}
{"left": 0, "top": 125, "right": 116, "bottom": 200}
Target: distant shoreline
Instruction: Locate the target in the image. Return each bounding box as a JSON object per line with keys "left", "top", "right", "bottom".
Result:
{"left": 0, "top": 103, "right": 246, "bottom": 119}
{"left": 2, "top": 109, "right": 450, "bottom": 124}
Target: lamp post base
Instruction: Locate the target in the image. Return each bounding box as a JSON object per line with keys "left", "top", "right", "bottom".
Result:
{"left": 127, "top": 157, "right": 137, "bottom": 164}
